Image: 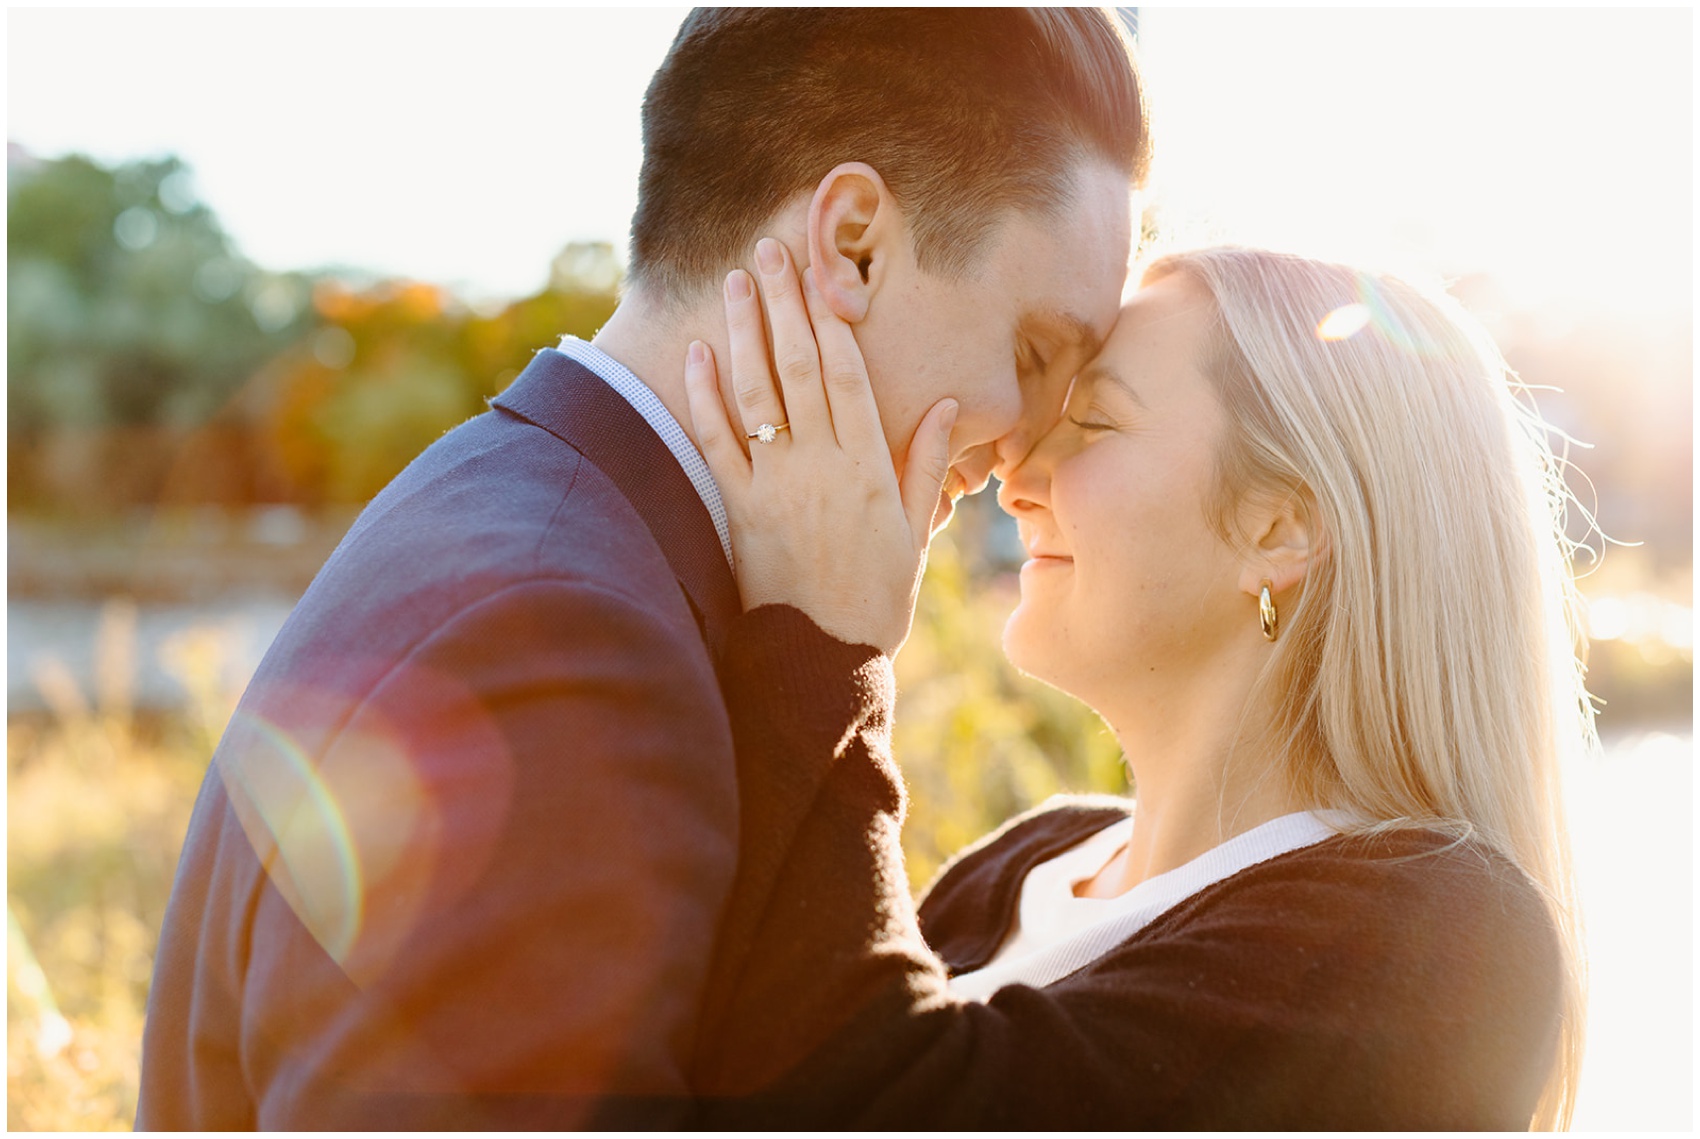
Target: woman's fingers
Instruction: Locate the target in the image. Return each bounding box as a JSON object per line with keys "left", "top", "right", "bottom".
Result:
{"left": 801, "top": 268, "right": 885, "bottom": 458}
{"left": 701, "top": 251, "right": 942, "bottom": 657}
{"left": 683, "top": 339, "right": 750, "bottom": 495}
{"left": 722, "top": 269, "right": 788, "bottom": 453}
{"left": 753, "top": 239, "right": 831, "bottom": 444}
{"left": 900, "top": 398, "right": 958, "bottom": 545}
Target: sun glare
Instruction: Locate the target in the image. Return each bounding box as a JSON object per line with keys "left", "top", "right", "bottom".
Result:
{"left": 1316, "top": 303, "right": 1373, "bottom": 342}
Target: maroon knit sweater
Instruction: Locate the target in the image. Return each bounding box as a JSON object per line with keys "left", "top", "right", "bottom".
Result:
{"left": 690, "top": 606, "right": 1563, "bottom": 1129}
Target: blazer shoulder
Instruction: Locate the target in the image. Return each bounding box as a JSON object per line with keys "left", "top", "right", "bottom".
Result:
{"left": 307, "top": 409, "right": 685, "bottom": 616}
{"left": 239, "top": 410, "right": 707, "bottom": 766}
{"left": 342, "top": 407, "right": 655, "bottom": 577}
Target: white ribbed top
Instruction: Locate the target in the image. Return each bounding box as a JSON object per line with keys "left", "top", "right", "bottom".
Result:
{"left": 948, "top": 810, "right": 1343, "bottom": 1001}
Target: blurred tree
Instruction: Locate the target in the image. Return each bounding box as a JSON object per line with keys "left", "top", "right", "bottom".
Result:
{"left": 6, "top": 144, "right": 625, "bottom": 515}
{"left": 240, "top": 243, "right": 620, "bottom": 505}
{"left": 7, "top": 151, "right": 310, "bottom": 511}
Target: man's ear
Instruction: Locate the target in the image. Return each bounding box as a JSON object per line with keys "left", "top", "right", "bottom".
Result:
{"left": 1237, "top": 488, "right": 1322, "bottom": 600}
{"left": 806, "top": 162, "right": 896, "bottom": 325}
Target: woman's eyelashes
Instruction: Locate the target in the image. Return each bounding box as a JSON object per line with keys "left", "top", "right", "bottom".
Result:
{"left": 1067, "top": 412, "right": 1115, "bottom": 433}
{"left": 1066, "top": 391, "right": 1118, "bottom": 433}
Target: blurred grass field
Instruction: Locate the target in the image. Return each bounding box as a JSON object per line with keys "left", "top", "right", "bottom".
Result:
{"left": 7, "top": 526, "right": 1691, "bottom": 1129}
{"left": 5, "top": 530, "right": 1127, "bottom": 1130}
{"left": 8, "top": 610, "right": 238, "bottom": 1130}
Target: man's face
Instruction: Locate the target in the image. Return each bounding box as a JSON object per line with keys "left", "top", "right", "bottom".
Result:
{"left": 852, "top": 161, "right": 1133, "bottom": 529}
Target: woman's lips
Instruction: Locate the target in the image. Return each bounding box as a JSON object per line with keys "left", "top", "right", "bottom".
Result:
{"left": 1016, "top": 527, "right": 1071, "bottom": 567}
{"left": 1020, "top": 539, "right": 1071, "bottom": 561}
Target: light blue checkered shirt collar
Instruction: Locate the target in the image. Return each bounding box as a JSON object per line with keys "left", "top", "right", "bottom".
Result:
{"left": 554, "top": 335, "right": 733, "bottom": 569}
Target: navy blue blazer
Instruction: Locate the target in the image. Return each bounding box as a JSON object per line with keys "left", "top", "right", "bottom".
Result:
{"left": 136, "top": 351, "right": 743, "bottom": 1128}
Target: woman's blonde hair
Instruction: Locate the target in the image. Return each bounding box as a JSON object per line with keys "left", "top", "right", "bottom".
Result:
{"left": 1145, "top": 246, "right": 1592, "bottom": 1129}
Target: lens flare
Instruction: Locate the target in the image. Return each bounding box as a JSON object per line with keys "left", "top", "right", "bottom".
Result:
{"left": 218, "top": 713, "right": 365, "bottom": 964}
{"left": 213, "top": 674, "right": 508, "bottom": 986}
{"left": 1317, "top": 302, "right": 1372, "bottom": 341}
{"left": 1313, "top": 274, "right": 1431, "bottom": 356}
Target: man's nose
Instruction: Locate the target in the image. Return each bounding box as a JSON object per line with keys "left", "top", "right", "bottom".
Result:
{"left": 957, "top": 381, "right": 1026, "bottom": 492}
{"left": 995, "top": 372, "right": 1074, "bottom": 481}
{"left": 993, "top": 421, "right": 1040, "bottom": 482}
{"left": 996, "top": 424, "right": 1057, "bottom": 516}
{"left": 951, "top": 443, "right": 997, "bottom": 497}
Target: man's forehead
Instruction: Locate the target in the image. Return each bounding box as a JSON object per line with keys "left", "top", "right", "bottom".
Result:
{"left": 1011, "top": 235, "right": 1130, "bottom": 353}
{"left": 989, "top": 178, "right": 1131, "bottom": 351}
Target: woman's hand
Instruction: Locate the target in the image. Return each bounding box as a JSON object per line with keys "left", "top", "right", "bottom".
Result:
{"left": 683, "top": 238, "right": 958, "bottom": 657}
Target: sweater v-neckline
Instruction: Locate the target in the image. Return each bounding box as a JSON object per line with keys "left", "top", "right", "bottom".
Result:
{"left": 921, "top": 803, "right": 1132, "bottom": 975}
{"left": 949, "top": 812, "right": 1341, "bottom": 1000}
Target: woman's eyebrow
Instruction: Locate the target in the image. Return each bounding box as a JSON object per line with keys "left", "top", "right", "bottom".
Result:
{"left": 1078, "top": 362, "right": 1147, "bottom": 409}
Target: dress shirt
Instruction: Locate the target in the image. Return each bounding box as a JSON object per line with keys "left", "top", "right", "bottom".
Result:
{"left": 555, "top": 335, "right": 733, "bottom": 569}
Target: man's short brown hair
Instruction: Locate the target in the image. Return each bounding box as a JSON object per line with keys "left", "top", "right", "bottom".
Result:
{"left": 629, "top": 8, "right": 1151, "bottom": 298}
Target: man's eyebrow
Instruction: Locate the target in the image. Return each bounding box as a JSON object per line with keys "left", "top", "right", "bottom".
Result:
{"left": 1025, "top": 310, "right": 1102, "bottom": 358}
{"left": 1078, "top": 362, "right": 1146, "bottom": 409}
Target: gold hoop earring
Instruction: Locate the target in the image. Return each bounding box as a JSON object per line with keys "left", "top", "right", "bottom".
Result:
{"left": 1259, "top": 580, "right": 1279, "bottom": 642}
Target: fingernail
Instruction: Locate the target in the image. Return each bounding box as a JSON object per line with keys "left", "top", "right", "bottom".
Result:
{"left": 942, "top": 399, "right": 959, "bottom": 432}
{"left": 725, "top": 270, "right": 752, "bottom": 301}
{"left": 756, "top": 238, "right": 783, "bottom": 275}
{"left": 688, "top": 340, "right": 707, "bottom": 367}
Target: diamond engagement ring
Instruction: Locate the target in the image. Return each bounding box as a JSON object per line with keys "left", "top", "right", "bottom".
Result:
{"left": 747, "top": 422, "right": 790, "bottom": 444}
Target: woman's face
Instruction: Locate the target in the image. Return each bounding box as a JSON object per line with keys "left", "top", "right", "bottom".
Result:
{"left": 997, "top": 272, "right": 1250, "bottom": 712}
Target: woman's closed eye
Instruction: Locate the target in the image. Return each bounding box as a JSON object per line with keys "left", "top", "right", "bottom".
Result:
{"left": 1067, "top": 400, "right": 1118, "bottom": 433}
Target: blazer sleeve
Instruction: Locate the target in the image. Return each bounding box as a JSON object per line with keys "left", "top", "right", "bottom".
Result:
{"left": 690, "top": 606, "right": 1562, "bottom": 1130}
{"left": 141, "top": 576, "right": 738, "bottom": 1130}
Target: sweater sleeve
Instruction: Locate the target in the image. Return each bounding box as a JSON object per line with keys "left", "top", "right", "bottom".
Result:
{"left": 691, "top": 606, "right": 1563, "bottom": 1130}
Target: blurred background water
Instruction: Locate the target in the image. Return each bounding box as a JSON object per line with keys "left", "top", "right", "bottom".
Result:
{"left": 7, "top": 8, "right": 1691, "bottom": 1130}
{"left": 1563, "top": 731, "right": 1693, "bottom": 1130}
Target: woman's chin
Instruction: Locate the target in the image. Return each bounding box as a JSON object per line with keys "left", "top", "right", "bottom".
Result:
{"left": 1001, "top": 603, "right": 1054, "bottom": 683}
{"left": 1003, "top": 603, "right": 1103, "bottom": 707}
